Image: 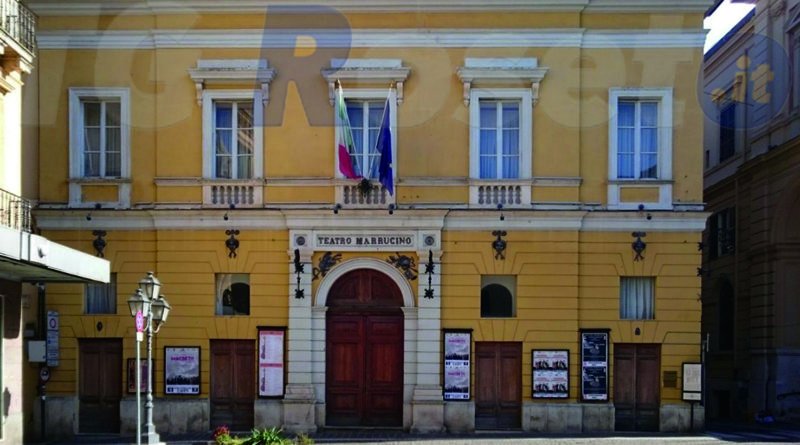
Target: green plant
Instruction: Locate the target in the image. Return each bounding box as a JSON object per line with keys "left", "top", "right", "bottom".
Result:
{"left": 293, "top": 432, "right": 314, "bottom": 445}
{"left": 242, "top": 427, "right": 289, "bottom": 445}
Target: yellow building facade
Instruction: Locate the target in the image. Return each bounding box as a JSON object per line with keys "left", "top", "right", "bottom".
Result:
{"left": 27, "top": 0, "right": 711, "bottom": 438}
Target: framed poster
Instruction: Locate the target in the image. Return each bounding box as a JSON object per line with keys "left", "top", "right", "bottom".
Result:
{"left": 127, "top": 358, "right": 154, "bottom": 394}
{"left": 164, "top": 346, "right": 200, "bottom": 395}
{"left": 532, "top": 350, "right": 569, "bottom": 398}
{"left": 258, "top": 327, "right": 286, "bottom": 398}
{"left": 580, "top": 329, "right": 609, "bottom": 402}
{"left": 443, "top": 329, "right": 472, "bottom": 400}
{"left": 682, "top": 362, "right": 703, "bottom": 402}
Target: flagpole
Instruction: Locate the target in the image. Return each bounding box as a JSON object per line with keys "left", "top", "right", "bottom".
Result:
{"left": 368, "top": 82, "right": 394, "bottom": 178}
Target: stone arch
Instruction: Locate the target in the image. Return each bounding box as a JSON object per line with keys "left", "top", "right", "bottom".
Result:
{"left": 315, "top": 257, "right": 415, "bottom": 308}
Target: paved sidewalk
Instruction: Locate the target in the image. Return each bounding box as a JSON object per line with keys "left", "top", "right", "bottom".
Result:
{"left": 42, "top": 430, "right": 730, "bottom": 445}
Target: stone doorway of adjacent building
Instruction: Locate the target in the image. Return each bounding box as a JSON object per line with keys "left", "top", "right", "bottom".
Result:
{"left": 474, "top": 341, "right": 522, "bottom": 430}
{"left": 325, "top": 269, "right": 404, "bottom": 427}
{"left": 210, "top": 339, "right": 256, "bottom": 431}
{"left": 79, "top": 338, "right": 122, "bottom": 433}
{"left": 613, "top": 343, "right": 661, "bottom": 431}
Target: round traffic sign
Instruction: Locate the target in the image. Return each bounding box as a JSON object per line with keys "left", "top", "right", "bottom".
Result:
{"left": 136, "top": 311, "right": 144, "bottom": 332}
{"left": 40, "top": 367, "right": 50, "bottom": 383}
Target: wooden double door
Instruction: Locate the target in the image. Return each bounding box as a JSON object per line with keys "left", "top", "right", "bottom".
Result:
{"left": 475, "top": 342, "right": 522, "bottom": 430}
{"left": 210, "top": 340, "right": 255, "bottom": 431}
{"left": 325, "top": 269, "right": 405, "bottom": 427}
{"left": 79, "top": 338, "right": 122, "bottom": 433}
{"left": 614, "top": 344, "right": 661, "bottom": 431}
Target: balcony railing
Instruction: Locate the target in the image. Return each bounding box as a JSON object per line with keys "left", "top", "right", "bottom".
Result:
{"left": 337, "top": 182, "right": 395, "bottom": 208}
{"left": 202, "top": 181, "right": 263, "bottom": 208}
{"left": 469, "top": 180, "right": 531, "bottom": 208}
{"left": 0, "top": 0, "right": 35, "bottom": 54}
{"left": 0, "top": 187, "right": 32, "bottom": 232}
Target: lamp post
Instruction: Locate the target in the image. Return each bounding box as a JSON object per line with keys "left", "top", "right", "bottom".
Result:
{"left": 128, "top": 272, "right": 171, "bottom": 445}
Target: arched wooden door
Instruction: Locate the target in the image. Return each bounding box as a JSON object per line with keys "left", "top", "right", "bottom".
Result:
{"left": 326, "top": 269, "right": 404, "bottom": 427}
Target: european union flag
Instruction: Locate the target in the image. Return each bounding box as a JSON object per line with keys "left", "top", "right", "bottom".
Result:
{"left": 376, "top": 98, "right": 393, "bottom": 195}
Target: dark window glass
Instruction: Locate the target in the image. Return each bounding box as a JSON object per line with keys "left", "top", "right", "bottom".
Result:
{"left": 718, "top": 280, "right": 735, "bottom": 351}
{"left": 719, "top": 104, "right": 736, "bottom": 163}
{"left": 481, "top": 283, "right": 513, "bottom": 318}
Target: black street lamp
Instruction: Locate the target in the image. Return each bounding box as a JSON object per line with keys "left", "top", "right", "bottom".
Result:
{"left": 129, "top": 272, "right": 170, "bottom": 445}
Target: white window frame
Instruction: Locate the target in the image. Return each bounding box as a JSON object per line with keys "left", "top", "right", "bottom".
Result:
{"left": 202, "top": 89, "right": 264, "bottom": 180}
{"left": 469, "top": 88, "right": 532, "bottom": 180}
{"left": 607, "top": 87, "right": 673, "bottom": 210}
{"left": 334, "top": 88, "right": 397, "bottom": 181}
{"left": 68, "top": 87, "right": 131, "bottom": 208}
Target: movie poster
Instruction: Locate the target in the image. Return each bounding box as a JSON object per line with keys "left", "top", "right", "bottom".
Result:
{"left": 443, "top": 331, "right": 471, "bottom": 400}
{"left": 127, "top": 358, "right": 152, "bottom": 394}
{"left": 532, "top": 350, "right": 569, "bottom": 398}
{"left": 165, "top": 347, "right": 200, "bottom": 395}
{"left": 581, "top": 332, "right": 608, "bottom": 401}
{"left": 258, "top": 329, "right": 285, "bottom": 397}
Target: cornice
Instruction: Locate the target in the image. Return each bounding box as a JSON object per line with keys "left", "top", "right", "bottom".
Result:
{"left": 36, "top": 28, "right": 708, "bottom": 49}
{"left": 27, "top": 0, "right": 715, "bottom": 16}
{"left": 33, "top": 208, "right": 710, "bottom": 232}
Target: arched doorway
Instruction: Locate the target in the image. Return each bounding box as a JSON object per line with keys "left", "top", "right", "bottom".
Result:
{"left": 325, "top": 269, "right": 404, "bottom": 427}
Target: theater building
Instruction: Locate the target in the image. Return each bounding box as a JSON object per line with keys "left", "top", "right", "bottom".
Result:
{"left": 26, "top": 0, "right": 710, "bottom": 439}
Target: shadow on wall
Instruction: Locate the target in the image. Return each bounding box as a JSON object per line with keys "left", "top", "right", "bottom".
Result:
{"left": 0, "top": 279, "right": 21, "bottom": 339}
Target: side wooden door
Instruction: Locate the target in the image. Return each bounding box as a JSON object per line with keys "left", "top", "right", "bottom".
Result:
{"left": 614, "top": 344, "right": 661, "bottom": 431}
{"left": 364, "top": 315, "right": 404, "bottom": 426}
{"left": 326, "top": 315, "right": 365, "bottom": 426}
{"left": 210, "top": 340, "right": 255, "bottom": 431}
{"left": 475, "top": 342, "right": 522, "bottom": 429}
{"left": 79, "top": 338, "right": 122, "bottom": 433}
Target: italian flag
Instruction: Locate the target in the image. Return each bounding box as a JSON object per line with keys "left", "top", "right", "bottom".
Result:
{"left": 336, "top": 84, "right": 361, "bottom": 179}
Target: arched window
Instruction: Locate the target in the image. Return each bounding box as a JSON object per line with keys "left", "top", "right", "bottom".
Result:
{"left": 216, "top": 273, "right": 250, "bottom": 316}
{"left": 481, "top": 276, "right": 515, "bottom": 318}
{"left": 718, "top": 280, "right": 735, "bottom": 351}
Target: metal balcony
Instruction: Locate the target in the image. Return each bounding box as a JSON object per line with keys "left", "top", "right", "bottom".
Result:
{"left": 0, "top": 187, "right": 32, "bottom": 232}
{"left": 0, "top": 0, "right": 35, "bottom": 55}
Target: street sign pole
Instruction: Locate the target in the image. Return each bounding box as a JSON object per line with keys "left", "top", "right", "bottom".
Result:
{"left": 135, "top": 311, "right": 144, "bottom": 445}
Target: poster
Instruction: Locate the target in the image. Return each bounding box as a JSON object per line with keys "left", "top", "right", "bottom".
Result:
{"left": 443, "top": 330, "right": 471, "bottom": 400}
{"left": 682, "top": 362, "right": 703, "bottom": 402}
{"left": 127, "top": 358, "right": 153, "bottom": 394}
{"left": 258, "top": 328, "right": 285, "bottom": 398}
{"left": 165, "top": 347, "right": 200, "bottom": 395}
{"left": 532, "top": 350, "right": 569, "bottom": 398}
{"left": 581, "top": 331, "right": 609, "bottom": 401}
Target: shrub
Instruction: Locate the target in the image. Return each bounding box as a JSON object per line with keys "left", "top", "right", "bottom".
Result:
{"left": 242, "top": 427, "right": 289, "bottom": 445}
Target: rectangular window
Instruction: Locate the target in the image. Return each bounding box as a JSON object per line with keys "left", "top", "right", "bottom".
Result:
{"left": 215, "top": 274, "right": 250, "bottom": 316}
{"left": 85, "top": 273, "right": 117, "bottom": 314}
{"left": 478, "top": 100, "right": 520, "bottom": 179}
{"left": 620, "top": 277, "right": 655, "bottom": 320}
{"left": 710, "top": 207, "right": 736, "bottom": 259}
{"left": 616, "top": 100, "right": 659, "bottom": 179}
{"left": 345, "top": 100, "right": 384, "bottom": 179}
{"left": 719, "top": 103, "right": 736, "bottom": 163}
{"left": 213, "top": 101, "right": 255, "bottom": 179}
{"left": 81, "top": 99, "right": 121, "bottom": 178}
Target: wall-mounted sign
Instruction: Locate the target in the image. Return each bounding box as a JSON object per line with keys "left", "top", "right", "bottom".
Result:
{"left": 580, "top": 330, "right": 609, "bottom": 401}
{"left": 532, "top": 350, "right": 569, "bottom": 398}
{"left": 258, "top": 327, "right": 285, "bottom": 398}
{"left": 314, "top": 233, "right": 416, "bottom": 250}
{"left": 46, "top": 311, "right": 59, "bottom": 367}
{"left": 682, "top": 362, "right": 703, "bottom": 402}
{"left": 165, "top": 346, "right": 200, "bottom": 395}
{"left": 127, "top": 358, "right": 153, "bottom": 394}
{"left": 443, "top": 329, "right": 471, "bottom": 400}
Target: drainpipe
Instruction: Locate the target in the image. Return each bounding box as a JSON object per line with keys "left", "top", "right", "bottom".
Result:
{"left": 37, "top": 283, "right": 46, "bottom": 442}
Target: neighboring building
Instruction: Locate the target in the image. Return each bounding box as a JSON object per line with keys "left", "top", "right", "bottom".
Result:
{"left": 0, "top": 1, "right": 110, "bottom": 443}
{"left": 702, "top": 0, "right": 800, "bottom": 422}
{"left": 28, "top": 0, "right": 710, "bottom": 438}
